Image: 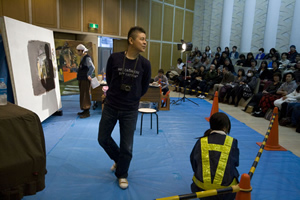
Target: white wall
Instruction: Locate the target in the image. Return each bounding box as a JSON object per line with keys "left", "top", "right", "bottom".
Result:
{"left": 192, "top": 0, "right": 300, "bottom": 55}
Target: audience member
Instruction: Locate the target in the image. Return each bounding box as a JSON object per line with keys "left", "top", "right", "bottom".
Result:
{"left": 253, "top": 72, "right": 297, "bottom": 117}
{"left": 243, "top": 73, "right": 282, "bottom": 113}
{"left": 190, "top": 112, "right": 239, "bottom": 200}
{"left": 193, "top": 46, "right": 202, "bottom": 57}
{"left": 279, "top": 52, "right": 290, "bottom": 70}
{"left": 223, "top": 58, "right": 235, "bottom": 74}
{"left": 199, "top": 53, "right": 210, "bottom": 69}
{"left": 197, "top": 64, "right": 218, "bottom": 99}
{"left": 154, "top": 69, "right": 169, "bottom": 95}
{"left": 274, "top": 85, "right": 300, "bottom": 110}
{"left": 264, "top": 48, "right": 280, "bottom": 60}
{"left": 219, "top": 51, "right": 232, "bottom": 66}
{"left": 288, "top": 45, "right": 298, "bottom": 63}
{"left": 279, "top": 102, "right": 300, "bottom": 128}
{"left": 249, "top": 59, "right": 258, "bottom": 75}
{"left": 268, "top": 61, "right": 281, "bottom": 80}
{"left": 189, "top": 66, "right": 206, "bottom": 94}
{"left": 177, "top": 58, "right": 185, "bottom": 70}
{"left": 267, "top": 54, "right": 279, "bottom": 69}
{"left": 205, "top": 46, "right": 212, "bottom": 58}
{"left": 255, "top": 48, "right": 265, "bottom": 60}
{"left": 224, "top": 47, "right": 230, "bottom": 55}
{"left": 244, "top": 52, "right": 255, "bottom": 67}
{"left": 210, "top": 67, "right": 234, "bottom": 100}
{"left": 229, "top": 46, "right": 239, "bottom": 59}
{"left": 174, "top": 65, "right": 190, "bottom": 92}
{"left": 215, "top": 46, "right": 222, "bottom": 57}
{"left": 229, "top": 69, "right": 257, "bottom": 107}
{"left": 192, "top": 57, "right": 202, "bottom": 70}
{"left": 235, "top": 54, "right": 246, "bottom": 66}
{"left": 219, "top": 68, "right": 246, "bottom": 103}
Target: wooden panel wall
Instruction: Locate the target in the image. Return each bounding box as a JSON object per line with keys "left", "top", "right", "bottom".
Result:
{"left": 150, "top": 2, "right": 162, "bottom": 41}
{"left": 32, "top": 0, "right": 57, "bottom": 28}
{"left": 163, "top": 5, "right": 173, "bottom": 42}
{"left": 103, "top": 0, "right": 120, "bottom": 35}
{"left": 172, "top": 44, "right": 181, "bottom": 66}
{"left": 149, "top": 42, "right": 160, "bottom": 77}
{"left": 83, "top": 0, "right": 102, "bottom": 33}
{"left": 186, "top": 0, "right": 195, "bottom": 10}
{"left": 121, "top": 0, "right": 136, "bottom": 37}
{"left": 176, "top": 0, "right": 185, "bottom": 8}
{"left": 165, "top": 0, "right": 174, "bottom": 5}
{"left": 174, "top": 8, "right": 184, "bottom": 43}
{"left": 113, "top": 39, "right": 128, "bottom": 53}
{"left": 60, "top": 0, "right": 81, "bottom": 31}
{"left": 184, "top": 11, "right": 194, "bottom": 42}
{"left": 0, "top": 0, "right": 29, "bottom": 22}
{"left": 137, "top": 0, "right": 150, "bottom": 37}
{"left": 161, "top": 43, "right": 172, "bottom": 71}
{"left": 1, "top": 0, "right": 195, "bottom": 75}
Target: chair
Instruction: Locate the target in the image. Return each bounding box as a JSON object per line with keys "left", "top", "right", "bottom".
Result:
{"left": 138, "top": 108, "right": 158, "bottom": 135}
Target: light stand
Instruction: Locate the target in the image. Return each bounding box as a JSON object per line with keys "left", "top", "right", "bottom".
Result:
{"left": 172, "top": 42, "right": 199, "bottom": 106}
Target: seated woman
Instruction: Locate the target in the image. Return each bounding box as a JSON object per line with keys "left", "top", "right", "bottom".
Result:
{"left": 219, "top": 68, "right": 246, "bottom": 103}
{"left": 223, "top": 58, "right": 235, "bottom": 74}
{"left": 244, "top": 52, "right": 255, "bottom": 67}
{"left": 229, "top": 69, "right": 257, "bottom": 107}
{"left": 242, "top": 73, "right": 282, "bottom": 113}
{"left": 279, "top": 102, "right": 300, "bottom": 129}
{"left": 190, "top": 112, "right": 239, "bottom": 200}
{"left": 267, "top": 61, "right": 281, "bottom": 80}
{"left": 253, "top": 72, "right": 298, "bottom": 117}
{"left": 257, "top": 61, "right": 271, "bottom": 90}
{"left": 279, "top": 52, "right": 290, "bottom": 70}
{"left": 274, "top": 85, "right": 300, "bottom": 110}
{"left": 200, "top": 53, "right": 210, "bottom": 69}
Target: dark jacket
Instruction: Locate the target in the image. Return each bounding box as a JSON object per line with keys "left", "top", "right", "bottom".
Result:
{"left": 77, "top": 54, "right": 91, "bottom": 80}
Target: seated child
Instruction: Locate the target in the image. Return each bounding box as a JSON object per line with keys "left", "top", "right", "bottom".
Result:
{"left": 190, "top": 112, "right": 239, "bottom": 200}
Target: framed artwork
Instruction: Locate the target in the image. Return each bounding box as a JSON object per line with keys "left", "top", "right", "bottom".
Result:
{"left": 0, "top": 16, "right": 61, "bottom": 122}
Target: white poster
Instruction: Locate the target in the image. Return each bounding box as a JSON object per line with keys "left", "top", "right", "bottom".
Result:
{"left": 0, "top": 16, "right": 62, "bottom": 122}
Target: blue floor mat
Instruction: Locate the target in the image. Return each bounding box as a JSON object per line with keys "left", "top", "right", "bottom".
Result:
{"left": 23, "top": 96, "right": 300, "bottom": 200}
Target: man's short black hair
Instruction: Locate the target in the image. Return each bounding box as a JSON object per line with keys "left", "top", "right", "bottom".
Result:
{"left": 127, "top": 26, "right": 146, "bottom": 44}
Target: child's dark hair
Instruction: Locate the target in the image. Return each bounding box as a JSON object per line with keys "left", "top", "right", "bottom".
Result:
{"left": 204, "top": 112, "right": 231, "bottom": 137}
{"left": 158, "top": 69, "right": 164, "bottom": 74}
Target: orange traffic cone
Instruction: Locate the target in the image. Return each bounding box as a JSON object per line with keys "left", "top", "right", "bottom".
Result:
{"left": 256, "top": 107, "right": 287, "bottom": 151}
{"left": 236, "top": 173, "right": 252, "bottom": 200}
{"left": 205, "top": 91, "right": 219, "bottom": 121}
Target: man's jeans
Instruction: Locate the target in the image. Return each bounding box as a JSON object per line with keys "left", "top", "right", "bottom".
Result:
{"left": 98, "top": 104, "right": 138, "bottom": 178}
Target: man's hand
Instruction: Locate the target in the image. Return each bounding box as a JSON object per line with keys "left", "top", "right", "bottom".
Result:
{"left": 88, "top": 76, "right": 92, "bottom": 81}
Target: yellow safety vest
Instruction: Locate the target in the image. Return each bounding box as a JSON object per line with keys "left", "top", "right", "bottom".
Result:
{"left": 193, "top": 135, "right": 238, "bottom": 190}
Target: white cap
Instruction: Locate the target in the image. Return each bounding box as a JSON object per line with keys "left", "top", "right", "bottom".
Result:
{"left": 76, "top": 44, "right": 88, "bottom": 52}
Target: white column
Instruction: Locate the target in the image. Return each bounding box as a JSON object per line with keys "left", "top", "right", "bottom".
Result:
{"left": 220, "top": 0, "right": 234, "bottom": 49}
{"left": 263, "top": 0, "right": 281, "bottom": 51}
{"left": 290, "top": 0, "right": 300, "bottom": 49}
{"left": 240, "top": 0, "right": 256, "bottom": 53}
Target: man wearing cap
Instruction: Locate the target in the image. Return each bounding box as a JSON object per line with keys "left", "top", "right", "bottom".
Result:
{"left": 97, "top": 26, "right": 151, "bottom": 190}
{"left": 76, "top": 44, "right": 95, "bottom": 118}
{"left": 288, "top": 45, "right": 298, "bottom": 63}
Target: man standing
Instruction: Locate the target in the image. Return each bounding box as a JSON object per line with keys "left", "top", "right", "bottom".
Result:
{"left": 76, "top": 44, "right": 95, "bottom": 119}
{"left": 98, "top": 27, "right": 151, "bottom": 189}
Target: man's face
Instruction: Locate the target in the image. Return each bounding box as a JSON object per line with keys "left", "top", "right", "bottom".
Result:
{"left": 129, "top": 32, "right": 147, "bottom": 52}
{"left": 232, "top": 47, "right": 236, "bottom": 52}
{"left": 210, "top": 65, "right": 215, "bottom": 70}
{"left": 285, "top": 74, "right": 293, "bottom": 82}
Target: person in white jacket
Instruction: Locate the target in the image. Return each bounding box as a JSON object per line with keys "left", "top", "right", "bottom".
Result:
{"left": 274, "top": 85, "right": 300, "bottom": 110}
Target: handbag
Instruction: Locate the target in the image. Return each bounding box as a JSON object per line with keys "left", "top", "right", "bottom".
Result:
{"left": 242, "top": 85, "right": 253, "bottom": 99}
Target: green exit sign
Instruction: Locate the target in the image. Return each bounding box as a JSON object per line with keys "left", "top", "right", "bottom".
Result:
{"left": 89, "top": 23, "right": 99, "bottom": 29}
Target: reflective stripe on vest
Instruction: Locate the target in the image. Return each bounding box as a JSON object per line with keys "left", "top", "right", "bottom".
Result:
{"left": 194, "top": 135, "right": 235, "bottom": 190}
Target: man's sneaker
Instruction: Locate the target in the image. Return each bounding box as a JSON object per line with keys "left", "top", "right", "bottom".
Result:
{"left": 118, "top": 178, "right": 128, "bottom": 189}
{"left": 197, "top": 94, "right": 202, "bottom": 98}
{"left": 110, "top": 163, "right": 117, "bottom": 172}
